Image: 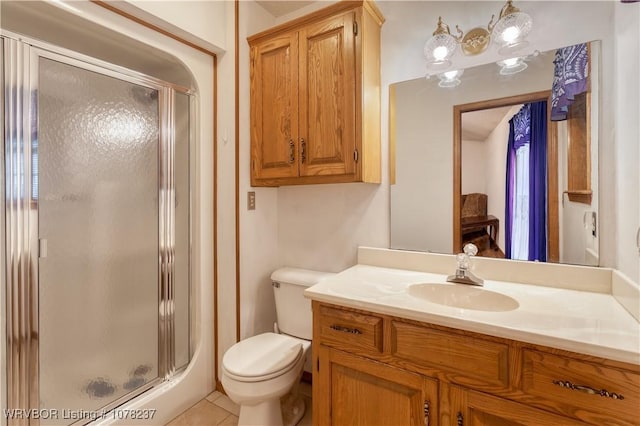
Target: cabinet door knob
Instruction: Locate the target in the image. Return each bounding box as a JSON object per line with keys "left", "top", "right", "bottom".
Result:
{"left": 423, "top": 401, "right": 430, "bottom": 426}
{"left": 457, "top": 412, "right": 464, "bottom": 426}
{"left": 288, "top": 140, "right": 295, "bottom": 164}
{"left": 301, "top": 138, "right": 306, "bottom": 164}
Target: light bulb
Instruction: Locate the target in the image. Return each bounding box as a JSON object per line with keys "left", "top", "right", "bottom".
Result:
{"left": 502, "top": 26, "right": 521, "bottom": 43}
{"left": 437, "top": 69, "right": 463, "bottom": 87}
{"left": 433, "top": 46, "right": 449, "bottom": 61}
{"left": 497, "top": 57, "right": 528, "bottom": 75}
{"left": 443, "top": 70, "right": 460, "bottom": 80}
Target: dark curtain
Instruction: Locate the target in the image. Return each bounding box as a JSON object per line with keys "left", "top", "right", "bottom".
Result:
{"left": 504, "top": 120, "right": 516, "bottom": 259}
{"left": 527, "top": 101, "right": 548, "bottom": 261}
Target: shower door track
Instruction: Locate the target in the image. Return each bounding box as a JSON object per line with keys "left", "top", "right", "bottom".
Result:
{"left": 2, "top": 32, "right": 193, "bottom": 425}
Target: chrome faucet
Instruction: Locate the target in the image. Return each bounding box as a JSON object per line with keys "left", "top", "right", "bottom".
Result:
{"left": 446, "top": 243, "right": 484, "bottom": 286}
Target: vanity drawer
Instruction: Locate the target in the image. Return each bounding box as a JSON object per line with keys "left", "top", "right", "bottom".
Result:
{"left": 390, "top": 320, "right": 510, "bottom": 390}
{"left": 522, "top": 349, "right": 640, "bottom": 425}
{"left": 317, "top": 304, "right": 383, "bottom": 353}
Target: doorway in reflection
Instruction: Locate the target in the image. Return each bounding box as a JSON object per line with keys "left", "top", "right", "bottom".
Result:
{"left": 462, "top": 100, "right": 549, "bottom": 261}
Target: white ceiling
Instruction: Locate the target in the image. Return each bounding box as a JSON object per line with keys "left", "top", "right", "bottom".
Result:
{"left": 255, "top": 1, "right": 316, "bottom": 18}
{"left": 462, "top": 105, "right": 515, "bottom": 141}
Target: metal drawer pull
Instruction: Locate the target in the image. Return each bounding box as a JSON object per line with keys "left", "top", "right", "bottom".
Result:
{"left": 423, "top": 401, "right": 430, "bottom": 426}
{"left": 553, "top": 380, "right": 625, "bottom": 400}
{"left": 457, "top": 412, "right": 464, "bottom": 426}
{"left": 301, "top": 138, "right": 306, "bottom": 164}
{"left": 329, "top": 324, "right": 362, "bottom": 335}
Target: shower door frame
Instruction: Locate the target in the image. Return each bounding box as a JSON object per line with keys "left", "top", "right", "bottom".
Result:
{"left": 2, "top": 32, "right": 194, "bottom": 424}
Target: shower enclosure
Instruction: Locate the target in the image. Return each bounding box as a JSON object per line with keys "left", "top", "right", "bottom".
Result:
{"left": 2, "top": 33, "right": 192, "bottom": 425}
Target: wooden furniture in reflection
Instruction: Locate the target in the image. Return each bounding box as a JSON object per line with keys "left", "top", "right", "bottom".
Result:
{"left": 460, "top": 193, "right": 502, "bottom": 256}
{"left": 461, "top": 214, "right": 499, "bottom": 244}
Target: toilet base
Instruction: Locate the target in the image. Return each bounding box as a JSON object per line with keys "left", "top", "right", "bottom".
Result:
{"left": 281, "top": 393, "right": 305, "bottom": 426}
{"left": 238, "top": 398, "right": 283, "bottom": 426}
{"left": 236, "top": 393, "right": 305, "bottom": 426}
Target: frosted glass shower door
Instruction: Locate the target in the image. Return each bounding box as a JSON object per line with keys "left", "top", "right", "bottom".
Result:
{"left": 37, "top": 57, "right": 160, "bottom": 418}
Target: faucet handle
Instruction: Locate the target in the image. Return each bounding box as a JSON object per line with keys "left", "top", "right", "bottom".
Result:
{"left": 463, "top": 243, "right": 478, "bottom": 257}
{"left": 456, "top": 253, "right": 470, "bottom": 270}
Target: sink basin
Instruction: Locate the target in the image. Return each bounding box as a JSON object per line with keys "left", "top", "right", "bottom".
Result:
{"left": 408, "top": 283, "right": 519, "bottom": 312}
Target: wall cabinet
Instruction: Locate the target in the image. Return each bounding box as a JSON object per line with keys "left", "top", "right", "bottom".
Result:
{"left": 248, "top": 2, "right": 383, "bottom": 187}
{"left": 312, "top": 301, "right": 640, "bottom": 426}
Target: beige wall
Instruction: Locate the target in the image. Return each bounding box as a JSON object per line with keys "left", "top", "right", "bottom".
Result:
{"left": 614, "top": 2, "right": 640, "bottom": 283}
{"left": 483, "top": 105, "right": 520, "bottom": 251}
{"left": 118, "top": 0, "right": 228, "bottom": 52}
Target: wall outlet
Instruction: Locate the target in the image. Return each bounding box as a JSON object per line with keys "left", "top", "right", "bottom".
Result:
{"left": 247, "top": 191, "right": 256, "bottom": 210}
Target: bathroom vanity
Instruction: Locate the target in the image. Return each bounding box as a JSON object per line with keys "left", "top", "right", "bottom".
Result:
{"left": 305, "top": 248, "right": 640, "bottom": 426}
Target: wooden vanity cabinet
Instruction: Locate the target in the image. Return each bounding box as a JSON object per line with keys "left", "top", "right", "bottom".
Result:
{"left": 312, "top": 301, "right": 640, "bottom": 426}
{"left": 248, "top": 1, "right": 383, "bottom": 187}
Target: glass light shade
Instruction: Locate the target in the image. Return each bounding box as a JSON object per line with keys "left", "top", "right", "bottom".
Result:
{"left": 497, "top": 57, "right": 528, "bottom": 74}
{"left": 424, "top": 33, "right": 457, "bottom": 70}
{"left": 437, "top": 69, "right": 463, "bottom": 88}
{"left": 493, "top": 11, "right": 532, "bottom": 55}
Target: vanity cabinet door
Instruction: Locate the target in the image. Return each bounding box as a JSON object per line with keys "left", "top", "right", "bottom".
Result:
{"left": 443, "top": 385, "right": 584, "bottom": 426}
{"left": 315, "top": 345, "right": 438, "bottom": 426}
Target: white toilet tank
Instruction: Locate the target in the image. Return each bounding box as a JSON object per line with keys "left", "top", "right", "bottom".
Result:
{"left": 271, "top": 267, "right": 334, "bottom": 340}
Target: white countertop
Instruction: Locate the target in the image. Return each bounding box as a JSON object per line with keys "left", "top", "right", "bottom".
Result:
{"left": 304, "top": 264, "right": 640, "bottom": 365}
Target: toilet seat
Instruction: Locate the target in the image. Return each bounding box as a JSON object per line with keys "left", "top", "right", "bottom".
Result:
{"left": 222, "top": 333, "right": 304, "bottom": 383}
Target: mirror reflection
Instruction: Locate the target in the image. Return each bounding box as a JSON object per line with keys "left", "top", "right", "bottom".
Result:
{"left": 390, "top": 41, "right": 599, "bottom": 266}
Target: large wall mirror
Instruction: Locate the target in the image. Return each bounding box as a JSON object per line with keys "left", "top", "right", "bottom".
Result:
{"left": 390, "top": 41, "right": 600, "bottom": 266}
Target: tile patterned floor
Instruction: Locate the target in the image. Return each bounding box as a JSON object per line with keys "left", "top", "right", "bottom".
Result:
{"left": 166, "top": 382, "right": 312, "bottom": 426}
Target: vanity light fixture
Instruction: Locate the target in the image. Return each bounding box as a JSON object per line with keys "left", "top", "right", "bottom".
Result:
{"left": 492, "top": 1, "right": 533, "bottom": 54}
{"left": 424, "top": 0, "right": 533, "bottom": 70}
{"left": 423, "top": 17, "right": 459, "bottom": 70}
{"left": 437, "top": 69, "right": 463, "bottom": 88}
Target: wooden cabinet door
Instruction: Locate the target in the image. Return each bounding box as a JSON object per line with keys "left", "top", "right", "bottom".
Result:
{"left": 442, "top": 385, "right": 584, "bottom": 426}
{"left": 250, "top": 31, "right": 299, "bottom": 182}
{"left": 315, "top": 345, "right": 438, "bottom": 426}
{"left": 298, "top": 12, "right": 356, "bottom": 178}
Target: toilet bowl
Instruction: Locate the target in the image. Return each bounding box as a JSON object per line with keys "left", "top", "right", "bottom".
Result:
{"left": 221, "top": 268, "right": 334, "bottom": 426}
{"left": 221, "top": 333, "right": 310, "bottom": 426}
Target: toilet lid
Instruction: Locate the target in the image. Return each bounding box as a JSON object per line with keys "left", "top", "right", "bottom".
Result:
{"left": 222, "top": 333, "right": 303, "bottom": 379}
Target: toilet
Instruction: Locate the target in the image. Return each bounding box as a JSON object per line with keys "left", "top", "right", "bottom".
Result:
{"left": 221, "top": 267, "right": 334, "bottom": 426}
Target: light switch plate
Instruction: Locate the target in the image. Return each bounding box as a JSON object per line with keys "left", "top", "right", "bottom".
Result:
{"left": 248, "top": 191, "right": 256, "bottom": 210}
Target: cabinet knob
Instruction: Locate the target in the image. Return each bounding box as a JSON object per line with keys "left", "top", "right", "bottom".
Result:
{"left": 423, "top": 401, "right": 430, "bottom": 426}
{"left": 288, "top": 140, "right": 295, "bottom": 164}
{"left": 457, "top": 412, "right": 464, "bottom": 426}
{"left": 301, "top": 138, "right": 306, "bottom": 164}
